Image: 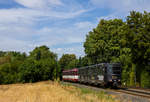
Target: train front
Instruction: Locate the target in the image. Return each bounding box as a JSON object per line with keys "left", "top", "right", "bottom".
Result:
{"left": 107, "top": 63, "right": 121, "bottom": 87}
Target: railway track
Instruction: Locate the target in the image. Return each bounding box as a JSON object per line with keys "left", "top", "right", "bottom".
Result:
{"left": 112, "top": 88, "right": 150, "bottom": 99}
{"left": 62, "top": 81, "right": 150, "bottom": 101}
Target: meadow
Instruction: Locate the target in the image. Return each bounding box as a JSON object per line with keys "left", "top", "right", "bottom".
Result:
{"left": 0, "top": 81, "right": 118, "bottom": 102}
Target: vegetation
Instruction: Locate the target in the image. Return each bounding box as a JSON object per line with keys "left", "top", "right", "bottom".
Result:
{"left": 59, "top": 54, "right": 78, "bottom": 70}
{"left": 0, "top": 45, "right": 60, "bottom": 84}
{"left": 0, "top": 81, "right": 119, "bottom": 102}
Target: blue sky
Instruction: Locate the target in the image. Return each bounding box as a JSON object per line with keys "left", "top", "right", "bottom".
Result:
{"left": 0, "top": 0, "right": 150, "bottom": 58}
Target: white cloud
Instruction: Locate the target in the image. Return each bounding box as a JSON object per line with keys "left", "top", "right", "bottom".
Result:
{"left": 0, "top": 8, "right": 87, "bottom": 27}
{"left": 36, "top": 21, "right": 95, "bottom": 46}
{"left": 0, "top": 0, "right": 89, "bottom": 55}
{"left": 0, "top": 0, "right": 88, "bottom": 29}
{"left": 0, "top": 19, "right": 95, "bottom": 57}
{"left": 74, "top": 21, "right": 96, "bottom": 29}
{"left": 97, "top": 12, "right": 126, "bottom": 21}
{"left": 15, "top": 0, "right": 44, "bottom": 9}
{"left": 91, "top": 0, "right": 150, "bottom": 22}
{"left": 47, "top": 0, "right": 63, "bottom": 6}
{"left": 52, "top": 46, "right": 85, "bottom": 58}
{"left": 0, "top": 1, "right": 94, "bottom": 55}
{"left": 0, "top": 0, "right": 90, "bottom": 57}
{"left": 0, "top": 36, "right": 32, "bottom": 52}
{"left": 90, "top": 0, "right": 150, "bottom": 11}
{"left": 15, "top": 0, "right": 63, "bottom": 9}
{"left": 0, "top": 8, "right": 38, "bottom": 26}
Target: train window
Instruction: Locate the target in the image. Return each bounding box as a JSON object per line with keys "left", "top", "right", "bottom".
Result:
{"left": 95, "top": 67, "right": 98, "bottom": 74}
{"left": 81, "top": 69, "right": 84, "bottom": 75}
{"left": 112, "top": 67, "right": 120, "bottom": 71}
{"left": 94, "top": 67, "right": 98, "bottom": 75}
{"left": 108, "top": 67, "right": 112, "bottom": 73}
{"left": 73, "top": 71, "right": 75, "bottom": 75}
{"left": 76, "top": 71, "right": 78, "bottom": 75}
{"left": 87, "top": 67, "right": 90, "bottom": 75}
{"left": 112, "top": 67, "right": 121, "bottom": 74}
{"left": 97, "top": 65, "right": 102, "bottom": 74}
{"left": 75, "top": 71, "right": 77, "bottom": 75}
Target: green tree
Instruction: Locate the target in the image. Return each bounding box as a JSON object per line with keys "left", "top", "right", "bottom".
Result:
{"left": 19, "top": 45, "right": 59, "bottom": 82}
{"left": 59, "top": 54, "right": 77, "bottom": 70}
{"left": 84, "top": 19, "right": 124, "bottom": 64}
{"left": 77, "top": 56, "right": 92, "bottom": 67}
{"left": 126, "top": 11, "right": 150, "bottom": 87}
{"left": 29, "top": 45, "right": 57, "bottom": 61}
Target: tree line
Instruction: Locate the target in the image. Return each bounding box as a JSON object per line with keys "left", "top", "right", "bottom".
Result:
{"left": 0, "top": 11, "right": 149, "bottom": 88}
{"left": 0, "top": 46, "right": 59, "bottom": 84}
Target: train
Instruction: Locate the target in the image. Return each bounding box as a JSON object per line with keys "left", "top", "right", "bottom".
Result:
{"left": 62, "top": 63, "right": 121, "bottom": 87}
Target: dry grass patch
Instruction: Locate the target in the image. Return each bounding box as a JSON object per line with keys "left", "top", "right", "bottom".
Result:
{"left": 0, "top": 81, "right": 119, "bottom": 102}
{"left": 62, "top": 83, "right": 119, "bottom": 102}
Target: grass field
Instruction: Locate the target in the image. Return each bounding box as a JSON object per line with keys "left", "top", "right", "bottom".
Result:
{"left": 0, "top": 81, "right": 118, "bottom": 102}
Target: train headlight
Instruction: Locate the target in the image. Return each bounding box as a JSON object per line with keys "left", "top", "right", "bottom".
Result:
{"left": 112, "top": 76, "right": 117, "bottom": 79}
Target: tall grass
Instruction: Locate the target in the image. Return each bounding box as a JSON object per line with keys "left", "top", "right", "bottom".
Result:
{"left": 0, "top": 81, "right": 119, "bottom": 102}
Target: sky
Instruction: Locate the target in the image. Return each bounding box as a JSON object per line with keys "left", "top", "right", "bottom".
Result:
{"left": 0, "top": 0, "right": 150, "bottom": 58}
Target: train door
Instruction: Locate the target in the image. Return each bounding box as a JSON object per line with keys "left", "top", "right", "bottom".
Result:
{"left": 97, "top": 65, "right": 104, "bottom": 84}
{"left": 104, "top": 66, "right": 108, "bottom": 84}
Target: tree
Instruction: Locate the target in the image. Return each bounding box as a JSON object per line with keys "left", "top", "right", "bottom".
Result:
{"left": 84, "top": 19, "right": 124, "bottom": 64}
{"left": 0, "top": 51, "right": 27, "bottom": 84}
{"left": 29, "top": 45, "right": 57, "bottom": 61}
{"left": 19, "top": 45, "right": 59, "bottom": 82}
{"left": 77, "top": 56, "right": 91, "bottom": 67}
{"left": 59, "top": 54, "right": 77, "bottom": 70}
{"left": 125, "top": 11, "right": 150, "bottom": 87}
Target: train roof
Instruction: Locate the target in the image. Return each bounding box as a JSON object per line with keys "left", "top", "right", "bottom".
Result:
{"left": 62, "top": 63, "right": 121, "bottom": 72}
{"left": 78, "top": 63, "right": 121, "bottom": 70}
{"left": 63, "top": 68, "right": 78, "bottom": 72}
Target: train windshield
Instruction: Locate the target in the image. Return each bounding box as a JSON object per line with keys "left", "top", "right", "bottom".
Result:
{"left": 108, "top": 64, "right": 121, "bottom": 75}
{"left": 112, "top": 66, "right": 121, "bottom": 74}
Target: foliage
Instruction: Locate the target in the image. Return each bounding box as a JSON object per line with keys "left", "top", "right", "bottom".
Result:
{"left": 19, "top": 45, "right": 59, "bottom": 83}
{"left": 141, "top": 68, "right": 150, "bottom": 88}
{"left": 0, "top": 45, "right": 60, "bottom": 84}
{"left": 77, "top": 56, "right": 92, "bottom": 67}
{"left": 59, "top": 54, "right": 77, "bottom": 70}
{"left": 0, "top": 58, "right": 23, "bottom": 84}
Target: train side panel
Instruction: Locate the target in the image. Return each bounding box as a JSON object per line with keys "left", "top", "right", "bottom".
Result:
{"left": 78, "top": 64, "right": 105, "bottom": 85}
{"left": 62, "top": 68, "right": 79, "bottom": 82}
{"left": 62, "top": 63, "right": 121, "bottom": 87}
{"left": 78, "top": 63, "right": 121, "bottom": 87}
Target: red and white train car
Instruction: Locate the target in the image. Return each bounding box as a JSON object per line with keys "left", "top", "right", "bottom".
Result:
{"left": 62, "top": 68, "right": 78, "bottom": 82}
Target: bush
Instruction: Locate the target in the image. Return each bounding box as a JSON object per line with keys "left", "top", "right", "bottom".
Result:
{"left": 141, "top": 69, "right": 150, "bottom": 88}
